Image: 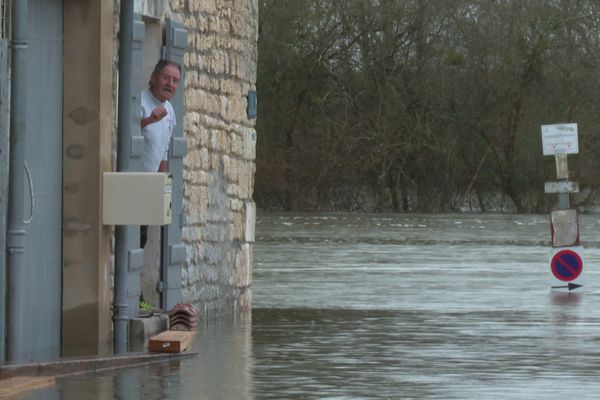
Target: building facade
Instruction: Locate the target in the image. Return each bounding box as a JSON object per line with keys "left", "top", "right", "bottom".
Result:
{"left": 0, "top": 0, "right": 257, "bottom": 362}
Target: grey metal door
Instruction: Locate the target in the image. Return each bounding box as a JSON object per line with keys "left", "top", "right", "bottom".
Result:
{"left": 21, "top": 0, "right": 63, "bottom": 360}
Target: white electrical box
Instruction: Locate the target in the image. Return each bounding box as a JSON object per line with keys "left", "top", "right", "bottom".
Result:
{"left": 103, "top": 172, "right": 172, "bottom": 225}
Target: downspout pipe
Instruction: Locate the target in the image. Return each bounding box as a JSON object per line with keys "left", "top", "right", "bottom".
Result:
{"left": 6, "top": 0, "right": 28, "bottom": 362}
{"left": 114, "top": 0, "right": 134, "bottom": 354}
{"left": 0, "top": 38, "right": 9, "bottom": 363}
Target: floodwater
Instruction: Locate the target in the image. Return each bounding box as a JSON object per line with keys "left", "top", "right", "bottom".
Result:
{"left": 20, "top": 213, "right": 600, "bottom": 399}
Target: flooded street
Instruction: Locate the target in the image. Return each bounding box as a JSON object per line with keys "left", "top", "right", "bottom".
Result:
{"left": 21, "top": 213, "right": 600, "bottom": 399}
{"left": 251, "top": 213, "right": 600, "bottom": 399}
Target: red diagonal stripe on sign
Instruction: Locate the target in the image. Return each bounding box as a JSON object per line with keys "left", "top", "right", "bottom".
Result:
{"left": 557, "top": 257, "right": 577, "bottom": 276}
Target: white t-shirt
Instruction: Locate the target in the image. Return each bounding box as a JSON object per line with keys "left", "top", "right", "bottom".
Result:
{"left": 140, "top": 88, "right": 176, "bottom": 172}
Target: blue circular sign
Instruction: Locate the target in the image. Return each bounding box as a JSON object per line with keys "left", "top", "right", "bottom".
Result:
{"left": 551, "top": 250, "right": 583, "bottom": 282}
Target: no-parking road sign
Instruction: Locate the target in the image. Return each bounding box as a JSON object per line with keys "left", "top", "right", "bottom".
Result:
{"left": 549, "top": 246, "right": 585, "bottom": 292}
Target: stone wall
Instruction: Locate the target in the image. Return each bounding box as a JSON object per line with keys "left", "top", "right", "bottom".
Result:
{"left": 171, "top": 0, "right": 258, "bottom": 312}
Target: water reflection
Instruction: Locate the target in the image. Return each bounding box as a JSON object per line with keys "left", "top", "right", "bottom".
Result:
{"left": 549, "top": 292, "right": 583, "bottom": 307}
{"left": 189, "top": 313, "right": 253, "bottom": 400}
{"left": 250, "top": 305, "right": 600, "bottom": 399}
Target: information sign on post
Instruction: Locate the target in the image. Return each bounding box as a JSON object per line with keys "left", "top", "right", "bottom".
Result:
{"left": 541, "top": 123, "right": 578, "bottom": 155}
{"left": 542, "top": 123, "right": 584, "bottom": 293}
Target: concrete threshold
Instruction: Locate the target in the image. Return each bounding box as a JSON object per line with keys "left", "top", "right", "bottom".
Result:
{"left": 0, "top": 351, "right": 197, "bottom": 380}
{"left": 129, "top": 313, "right": 170, "bottom": 351}
{"left": 0, "top": 376, "right": 56, "bottom": 397}
{"left": 0, "top": 314, "right": 184, "bottom": 397}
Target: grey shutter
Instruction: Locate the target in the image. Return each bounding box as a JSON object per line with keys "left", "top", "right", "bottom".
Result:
{"left": 160, "top": 19, "right": 187, "bottom": 310}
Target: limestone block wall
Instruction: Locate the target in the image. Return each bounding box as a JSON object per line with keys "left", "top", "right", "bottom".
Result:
{"left": 171, "top": 0, "right": 258, "bottom": 312}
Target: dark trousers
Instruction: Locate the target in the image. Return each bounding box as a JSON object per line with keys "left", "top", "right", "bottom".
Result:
{"left": 140, "top": 225, "right": 148, "bottom": 248}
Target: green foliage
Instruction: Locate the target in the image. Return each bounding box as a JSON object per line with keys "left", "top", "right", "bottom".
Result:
{"left": 256, "top": 0, "right": 600, "bottom": 213}
{"left": 140, "top": 300, "right": 153, "bottom": 311}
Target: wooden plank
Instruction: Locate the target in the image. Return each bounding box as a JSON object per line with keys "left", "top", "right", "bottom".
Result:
{"left": 149, "top": 330, "right": 196, "bottom": 353}
{"left": 0, "top": 376, "right": 55, "bottom": 397}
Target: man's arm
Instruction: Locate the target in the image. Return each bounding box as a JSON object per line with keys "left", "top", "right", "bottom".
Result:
{"left": 158, "top": 160, "right": 168, "bottom": 172}
{"left": 141, "top": 105, "right": 168, "bottom": 128}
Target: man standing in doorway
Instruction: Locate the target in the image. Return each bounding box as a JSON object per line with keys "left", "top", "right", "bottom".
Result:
{"left": 140, "top": 59, "right": 181, "bottom": 248}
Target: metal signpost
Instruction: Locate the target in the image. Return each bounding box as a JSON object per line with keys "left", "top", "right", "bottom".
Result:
{"left": 542, "top": 123, "right": 585, "bottom": 292}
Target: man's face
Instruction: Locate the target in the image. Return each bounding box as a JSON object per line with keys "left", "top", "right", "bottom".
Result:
{"left": 149, "top": 65, "right": 180, "bottom": 101}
